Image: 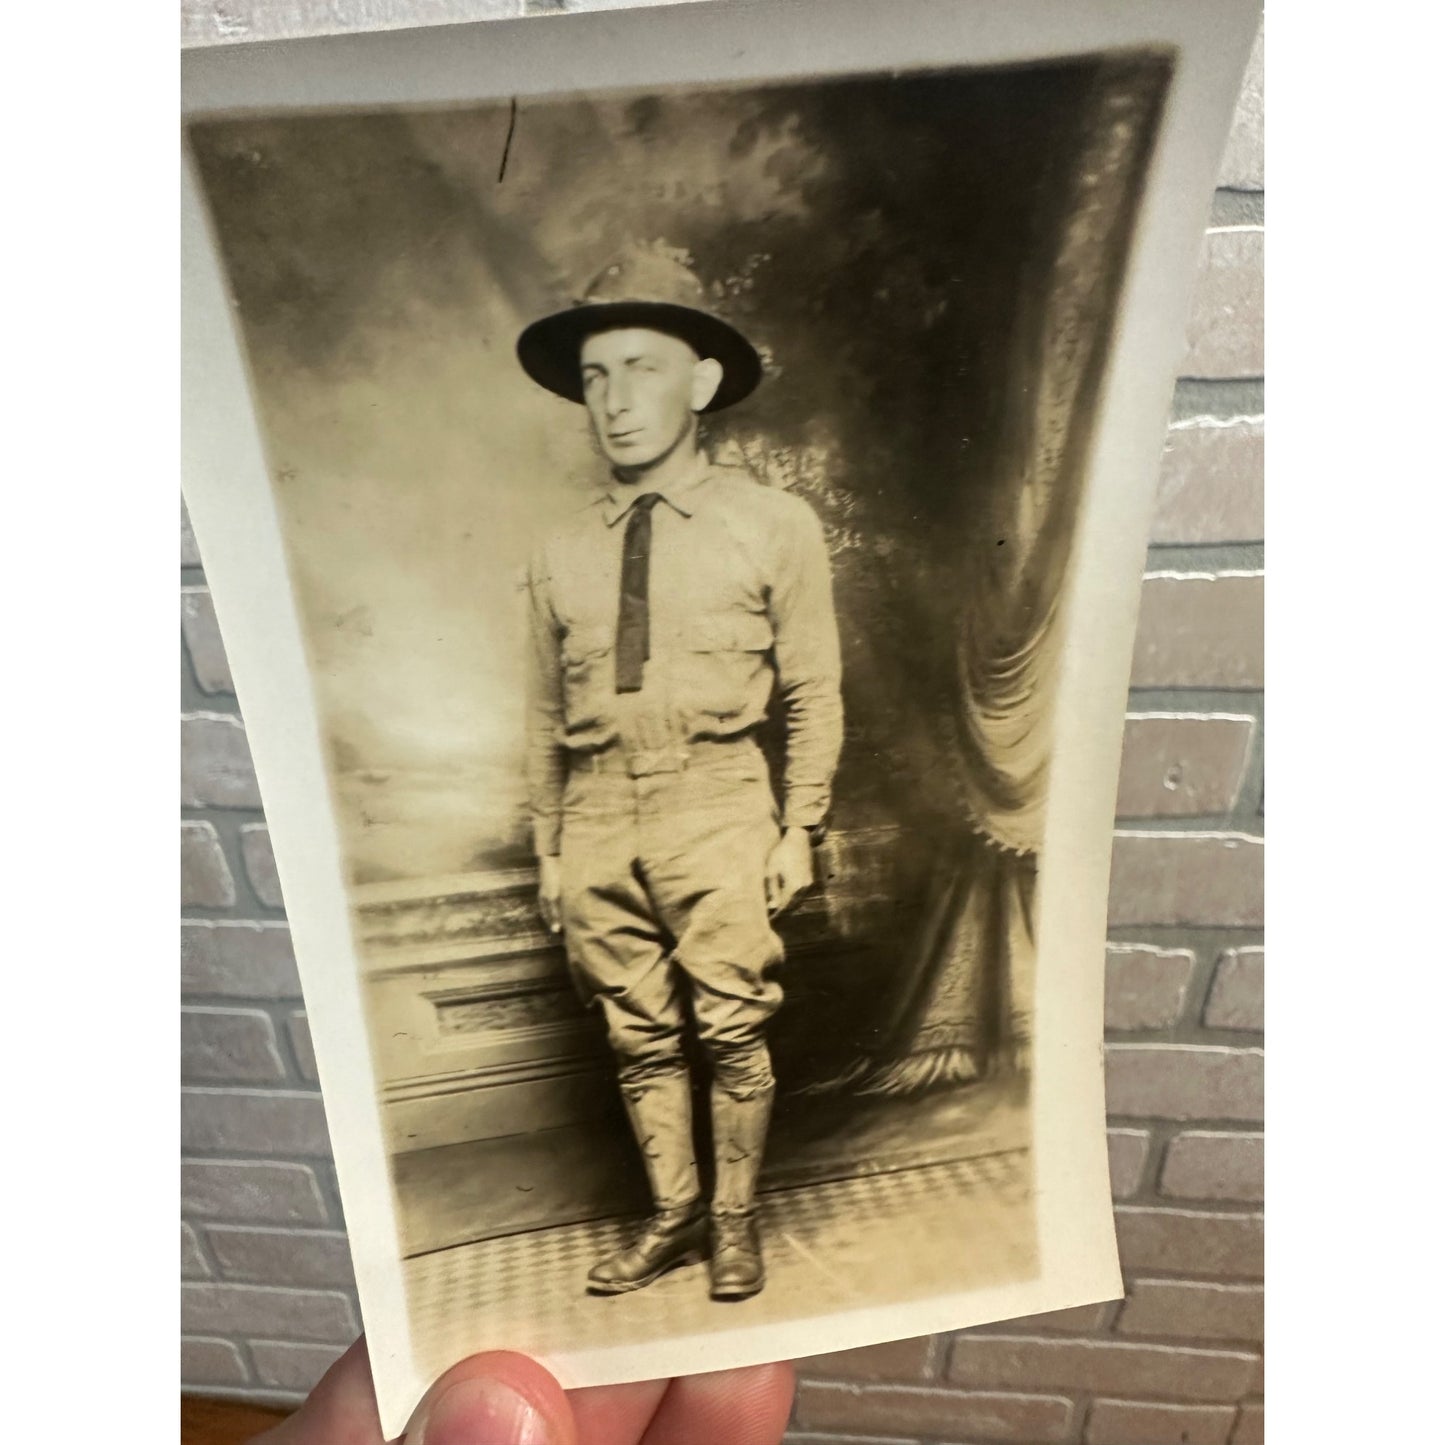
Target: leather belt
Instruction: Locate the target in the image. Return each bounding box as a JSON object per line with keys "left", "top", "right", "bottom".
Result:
{"left": 575, "top": 736, "right": 761, "bottom": 778}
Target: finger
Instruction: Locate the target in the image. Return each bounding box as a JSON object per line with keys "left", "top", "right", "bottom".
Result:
{"left": 567, "top": 1377, "right": 669, "bottom": 1445}
{"left": 252, "top": 1337, "right": 384, "bottom": 1443}
{"left": 403, "top": 1351, "right": 577, "bottom": 1445}
{"left": 777, "top": 872, "right": 804, "bottom": 913}
{"left": 638, "top": 1362, "right": 795, "bottom": 1445}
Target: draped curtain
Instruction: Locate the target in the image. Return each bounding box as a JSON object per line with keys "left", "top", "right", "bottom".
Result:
{"left": 810, "top": 62, "right": 1167, "bottom": 1096}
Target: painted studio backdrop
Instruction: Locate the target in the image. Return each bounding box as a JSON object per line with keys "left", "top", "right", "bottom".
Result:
{"left": 190, "top": 53, "right": 1168, "bottom": 1262}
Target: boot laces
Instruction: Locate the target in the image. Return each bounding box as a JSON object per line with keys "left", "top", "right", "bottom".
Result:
{"left": 712, "top": 1211, "right": 757, "bottom": 1250}
{"left": 636, "top": 1206, "right": 699, "bottom": 1249}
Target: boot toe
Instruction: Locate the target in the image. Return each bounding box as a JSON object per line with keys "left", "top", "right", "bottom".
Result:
{"left": 587, "top": 1260, "right": 625, "bottom": 1289}
{"left": 709, "top": 1262, "right": 764, "bottom": 1300}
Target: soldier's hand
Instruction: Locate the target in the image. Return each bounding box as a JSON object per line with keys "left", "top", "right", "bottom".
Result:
{"left": 538, "top": 855, "right": 564, "bottom": 935}
{"left": 765, "top": 827, "right": 814, "bottom": 916}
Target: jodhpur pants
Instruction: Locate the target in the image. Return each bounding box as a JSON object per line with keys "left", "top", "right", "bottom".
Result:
{"left": 558, "top": 737, "right": 784, "bottom": 1102}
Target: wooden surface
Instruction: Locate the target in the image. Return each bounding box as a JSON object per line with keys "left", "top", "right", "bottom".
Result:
{"left": 181, "top": 1396, "right": 291, "bottom": 1445}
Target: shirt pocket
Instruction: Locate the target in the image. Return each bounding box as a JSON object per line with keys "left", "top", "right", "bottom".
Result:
{"left": 560, "top": 624, "right": 615, "bottom": 731}
{"left": 683, "top": 611, "right": 774, "bottom": 723}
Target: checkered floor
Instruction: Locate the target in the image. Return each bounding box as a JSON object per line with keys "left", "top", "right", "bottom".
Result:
{"left": 404, "top": 1148, "right": 1035, "bottom": 1375}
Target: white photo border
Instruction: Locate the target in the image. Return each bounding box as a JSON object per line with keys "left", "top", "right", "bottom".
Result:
{"left": 181, "top": 0, "right": 1261, "bottom": 1433}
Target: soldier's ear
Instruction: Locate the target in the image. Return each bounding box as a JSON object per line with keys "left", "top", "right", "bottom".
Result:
{"left": 690, "top": 356, "right": 724, "bottom": 413}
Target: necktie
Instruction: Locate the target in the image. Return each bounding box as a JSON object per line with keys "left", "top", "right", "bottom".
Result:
{"left": 615, "top": 492, "right": 664, "bottom": 693}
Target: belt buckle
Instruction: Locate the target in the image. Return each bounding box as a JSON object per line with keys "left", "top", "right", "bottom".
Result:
{"left": 627, "top": 747, "right": 686, "bottom": 778}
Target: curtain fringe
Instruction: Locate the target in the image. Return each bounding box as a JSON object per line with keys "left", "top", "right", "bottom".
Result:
{"left": 960, "top": 811, "right": 1038, "bottom": 859}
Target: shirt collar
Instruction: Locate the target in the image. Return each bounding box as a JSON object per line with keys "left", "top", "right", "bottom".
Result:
{"left": 600, "top": 454, "right": 712, "bottom": 527}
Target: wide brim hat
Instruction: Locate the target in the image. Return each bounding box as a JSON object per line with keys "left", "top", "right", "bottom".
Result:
{"left": 516, "top": 244, "right": 763, "bottom": 413}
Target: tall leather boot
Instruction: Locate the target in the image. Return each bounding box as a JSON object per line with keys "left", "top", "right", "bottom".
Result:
{"left": 587, "top": 1069, "right": 706, "bottom": 1295}
{"left": 708, "top": 1083, "right": 774, "bottom": 1300}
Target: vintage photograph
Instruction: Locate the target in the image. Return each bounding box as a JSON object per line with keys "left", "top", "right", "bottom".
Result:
{"left": 180, "top": 0, "right": 1258, "bottom": 1424}
{"left": 190, "top": 46, "right": 1161, "bottom": 1359}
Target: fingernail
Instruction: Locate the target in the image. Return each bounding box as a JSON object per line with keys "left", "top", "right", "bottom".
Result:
{"left": 409, "top": 1376, "right": 554, "bottom": 1445}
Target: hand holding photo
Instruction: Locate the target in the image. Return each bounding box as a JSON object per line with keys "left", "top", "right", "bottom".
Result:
{"left": 181, "top": 0, "right": 1261, "bottom": 1434}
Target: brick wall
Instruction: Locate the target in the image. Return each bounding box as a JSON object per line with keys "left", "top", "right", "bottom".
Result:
{"left": 180, "top": 7, "right": 1264, "bottom": 1433}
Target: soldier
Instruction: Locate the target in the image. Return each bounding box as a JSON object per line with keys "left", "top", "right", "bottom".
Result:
{"left": 517, "top": 244, "right": 843, "bottom": 1301}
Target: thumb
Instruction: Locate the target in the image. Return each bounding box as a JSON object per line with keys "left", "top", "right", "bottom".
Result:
{"left": 403, "top": 1352, "right": 577, "bottom": 1445}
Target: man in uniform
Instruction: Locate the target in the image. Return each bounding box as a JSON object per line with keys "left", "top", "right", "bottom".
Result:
{"left": 517, "top": 244, "right": 843, "bottom": 1301}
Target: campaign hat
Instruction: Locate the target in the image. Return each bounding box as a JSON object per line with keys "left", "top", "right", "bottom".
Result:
{"left": 516, "top": 244, "right": 762, "bottom": 412}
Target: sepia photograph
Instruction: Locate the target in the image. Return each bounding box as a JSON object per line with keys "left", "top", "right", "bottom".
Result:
{"left": 180, "top": 0, "right": 1261, "bottom": 1432}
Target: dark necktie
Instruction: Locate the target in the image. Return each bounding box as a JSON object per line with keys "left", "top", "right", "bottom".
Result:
{"left": 615, "top": 492, "right": 664, "bottom": 693}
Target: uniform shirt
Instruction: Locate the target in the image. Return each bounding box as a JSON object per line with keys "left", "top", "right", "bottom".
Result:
{"left": 525, "top": 460, "right": 844, "bottom": 856}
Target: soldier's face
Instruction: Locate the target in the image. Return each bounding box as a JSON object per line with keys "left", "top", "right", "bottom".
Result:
{"left": 579, "top": 328, "right": 721, "bottom": 470}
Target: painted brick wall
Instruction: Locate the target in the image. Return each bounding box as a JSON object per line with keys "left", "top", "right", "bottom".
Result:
{"left": 180, "top": 5, "right": 1265, "bottom": 1436}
